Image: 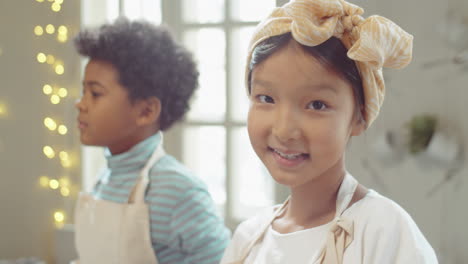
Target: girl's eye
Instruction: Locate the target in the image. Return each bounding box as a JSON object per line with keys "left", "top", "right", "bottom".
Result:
{"left": 307, "top": 100, "right": 327, "bottom": 110}
{"left": 257, "top": 95, "right": 274, "bottom": 104}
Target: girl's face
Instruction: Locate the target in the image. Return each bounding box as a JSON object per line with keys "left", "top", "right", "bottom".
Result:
{"left": 248, "top": 40, "right": 365, "bottom": 189}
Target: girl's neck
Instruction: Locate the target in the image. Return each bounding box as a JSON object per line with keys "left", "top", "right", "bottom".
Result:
{"left": 275, "top": 162, "right": 346, "bottom": 232}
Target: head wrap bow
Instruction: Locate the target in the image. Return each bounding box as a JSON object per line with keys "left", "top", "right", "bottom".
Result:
{"left": 246, "top": 0, "right": 413, "bottom": 127}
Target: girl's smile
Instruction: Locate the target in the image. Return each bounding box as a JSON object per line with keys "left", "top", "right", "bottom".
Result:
{"left": 268, "top": 146, "right": 310, "bottom": 169}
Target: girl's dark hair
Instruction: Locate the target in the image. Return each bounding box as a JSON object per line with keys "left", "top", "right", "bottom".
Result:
{"left": 74, "top": 17, "right": 199, "bottom": 131}
{"left": 248, "top": 33, "right": 365, "bottom": 122}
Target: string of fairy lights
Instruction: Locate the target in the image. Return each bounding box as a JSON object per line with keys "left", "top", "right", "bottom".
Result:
{"left": 34, "top": 0, "right": 76, "bottom": 228}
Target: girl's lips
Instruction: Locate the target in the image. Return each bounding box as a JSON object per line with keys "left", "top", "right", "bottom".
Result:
{"left": 269, "top": 147, "right": 309, "bottom": 169}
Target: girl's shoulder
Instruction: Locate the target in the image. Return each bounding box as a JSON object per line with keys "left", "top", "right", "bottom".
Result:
{"left": 343, "top": 190, "right": 438, "bottom": 262}
{"left": 345, "top": 189, "right": 416, "bottom": 225}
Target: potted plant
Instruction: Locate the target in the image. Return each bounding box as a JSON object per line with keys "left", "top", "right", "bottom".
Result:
{"left": 406, "top": 114, "right": 438, "bottom": 154}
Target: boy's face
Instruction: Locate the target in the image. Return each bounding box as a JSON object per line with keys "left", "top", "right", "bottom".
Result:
{"left": 76, "top": 59, "right": 143, "bottom": 154}
{"left": 247, "top": 40, "right": 364, "bottom": 190}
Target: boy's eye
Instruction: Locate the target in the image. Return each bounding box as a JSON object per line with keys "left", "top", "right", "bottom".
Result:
{"left": 91, "top": 91, "right": 101, "bottom": 97}
{"left": 257, "top": 95, "right": 274, "bottom": 104}
{"left": 307, "top": 100, "right": 327, "bottom": 110}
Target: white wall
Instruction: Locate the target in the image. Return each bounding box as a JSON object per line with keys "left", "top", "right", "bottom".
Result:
{"left": 0, "top": 1, "right": 81, "bottom": 263}
{"left": 344, "top": 0, "right": 468, "bottom": 263}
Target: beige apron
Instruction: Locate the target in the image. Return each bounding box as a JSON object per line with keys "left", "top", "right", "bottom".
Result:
{"left": 229, "top": 176, "right": 367, "bottom": 264}
{"left": 72, "top": 135, "right": 165, "bottom": 264}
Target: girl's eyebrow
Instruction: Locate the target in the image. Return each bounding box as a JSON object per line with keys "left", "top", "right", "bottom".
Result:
{"left": 253, "top": 78, "right": 338, "bottom": 94}
{"left": 308, "top": 84, "right": 338, "bottom": 94}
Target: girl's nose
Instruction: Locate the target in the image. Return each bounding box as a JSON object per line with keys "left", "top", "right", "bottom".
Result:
{"left": 272, "top": 107, "right": 301, "bottom": 143}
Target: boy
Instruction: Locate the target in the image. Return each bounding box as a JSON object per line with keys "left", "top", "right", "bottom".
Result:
{"left": 73, "top": 18, "right": 230, "bottom": 264}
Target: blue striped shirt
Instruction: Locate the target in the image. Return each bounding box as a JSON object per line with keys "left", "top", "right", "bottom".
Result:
{"left": 93, "top": 133, "right": 231, "bottom": 264}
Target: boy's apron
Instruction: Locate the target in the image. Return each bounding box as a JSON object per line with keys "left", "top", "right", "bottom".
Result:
{"left": 72, "top": 135, "right": 165, "bottom": 264}
{"left": 229, "top": 175, "right": 367, "bottom": 264}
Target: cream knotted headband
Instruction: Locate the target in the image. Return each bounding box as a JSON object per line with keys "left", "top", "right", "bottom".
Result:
{"left": 246, "top": 0, "right": 413, "bottom": 127}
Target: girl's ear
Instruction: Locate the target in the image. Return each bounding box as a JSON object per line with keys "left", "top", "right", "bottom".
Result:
{"left": 351, "top": 107, "right": 366, "bottom": 136}
{"left": 351, "top": 118, "right": 366, "bottom": 136}
{"left": 136, "top": 96, "right": 161, "bottom": 127}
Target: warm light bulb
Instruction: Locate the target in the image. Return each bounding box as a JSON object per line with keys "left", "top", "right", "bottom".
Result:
{"left": 60, "top": 187, "right": 70, "bottom": 197}
{"left": 58, "top": 125, "right": 68, "bottom": 135}
{"left": 49, "top": 179, "right": 59, "bottom": 189}
{"left": 55, "top": 0, "right": 64, "bottom": 4}
{"left": 44, "top": 117, "right": 57, "bottom": 130}
{"left": 43, "top": 84, "right": 53, "bottom": 95}
{"left": 46, "top": 55, "right": 55, "bottom": 64}
{"left": 36, "top": 0, "right": 45, "bottom": 2}
{"left": 55, "top": 64, "right": 64, "bottom": 75}
{"left": 58, "top": 88, "right": 68, "bottom": 98}
{"left": 43, "top": 146, "right": 55, "bottom": 159}
{"left": 50, "top": 95, "right": 61, "bottom": 104}
{"left": 54, "top": 211, "right": 65, "bottom": 223}
{"left": 34, "top": 26, "right": 44, "bottom": 36}
{"left": 0, "top": 103, "right": 6, "bottom": 117}
{"left": 39, "top": 176, "right": 49, "bottom": 188}
{"left": 61, "top": 159, "right": 72, "bottom": 168}
{"left": 58, "top": 25, "right": 68, "bottom": 35}
{"left": 59, "top": 177, "right": 70, "bottom": 187}
{"left": 59, "top": 151, "right": 69, "bottom": 160}
{"left": 57, "top": 34, "right": 68, "bottom": 43}
{"left": 51, "top": 2, "right": 61, "bottom": 12}
{"left": 45, "top": 24, "right": 55, "bottom": 34}
{"left": 37, "top": 53, "right": 46, "bottom": 63}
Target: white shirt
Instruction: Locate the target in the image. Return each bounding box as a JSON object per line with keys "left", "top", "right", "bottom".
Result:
{"left": 221, "top": 174, "right": 438, "bottom": 264}
{"left": 248, "top": 223, "right": 332, "bottom": 263}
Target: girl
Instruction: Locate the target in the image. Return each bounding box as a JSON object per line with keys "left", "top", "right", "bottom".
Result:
{"left": 221, "top": 0, "right": 438, "bottom": 263}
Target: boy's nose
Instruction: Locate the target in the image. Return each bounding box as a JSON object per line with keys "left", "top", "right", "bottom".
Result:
{"left": 75, "top": 98, "right": 86, "bottom": 111}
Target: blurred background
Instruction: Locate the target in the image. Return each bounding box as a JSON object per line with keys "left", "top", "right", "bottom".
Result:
{"left": 0, "top": 0, "right": 467, "bottom": 263}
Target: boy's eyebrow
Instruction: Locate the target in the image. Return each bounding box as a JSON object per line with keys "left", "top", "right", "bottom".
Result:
{"left": 82, "top": 80, "right": 107, "bottom": 89}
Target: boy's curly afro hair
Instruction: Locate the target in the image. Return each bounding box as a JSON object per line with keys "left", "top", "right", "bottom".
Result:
{"left": 74, "top": 17, "right": 199, "bottom": 131}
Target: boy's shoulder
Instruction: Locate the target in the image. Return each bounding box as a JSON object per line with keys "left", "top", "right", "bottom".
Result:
{"left": 148, "top": 154, "right": 209, "bottom": 193}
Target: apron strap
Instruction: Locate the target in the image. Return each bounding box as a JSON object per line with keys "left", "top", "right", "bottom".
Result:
{"left": 316, "top": 184, "right": 368, "bottom": 264}
{"left": 237, "top": 182, "right": 368, "bottom": 264}
{"left": 129, "top": 132, "right": 166, "bottom": 203}
{"left": 237, "top": 197, "right": 290, "bottom": 262}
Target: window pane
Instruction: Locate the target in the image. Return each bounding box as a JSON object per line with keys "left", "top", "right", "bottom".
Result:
{"left": 184, "top": 29, "right": 226, "bottom": 122}
{"left": 231, "top": 127, "right": 274, "bottom": 220}
{"left": 141, "top": 0, "right": 162, "bottom": 24}
{"left": 182, "top": 0, "right": 225, "bottom": 23}
{"left": 230, "top": 0, "right": 276, "bottom": 22}
{"left": 122, "top": 0, "right": 162, "bottom": 24}
{"left": 183, "top": 126, "right": 226, "bottom": 206}
{"left": 230, "top": 26, "right": 256, "bottom": 122}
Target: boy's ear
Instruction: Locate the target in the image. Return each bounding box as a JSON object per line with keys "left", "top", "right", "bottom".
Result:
{"left": 136, "top": 96, "right": 161, "bottom": 127}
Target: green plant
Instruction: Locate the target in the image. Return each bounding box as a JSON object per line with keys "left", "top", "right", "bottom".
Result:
{"left": 407, "top": 114, "right": 438, "bottom": 154}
